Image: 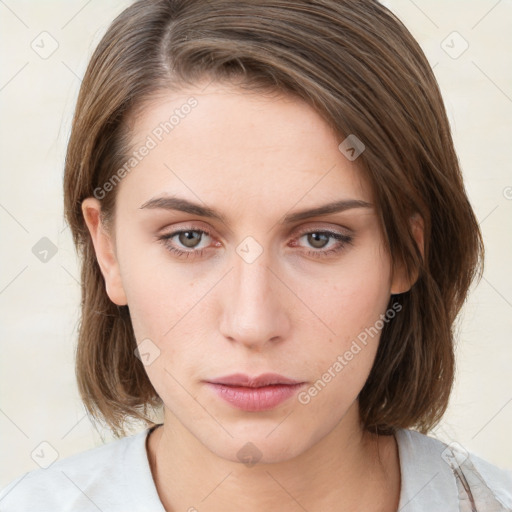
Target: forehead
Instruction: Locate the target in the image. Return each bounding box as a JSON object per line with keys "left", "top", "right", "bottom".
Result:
{"left": 117, "top": 83, "right": 372, "bottom": 215}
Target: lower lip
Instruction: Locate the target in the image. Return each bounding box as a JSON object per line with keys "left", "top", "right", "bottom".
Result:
{"left": 206, "top": 383, "right": 305, "bottom": 412}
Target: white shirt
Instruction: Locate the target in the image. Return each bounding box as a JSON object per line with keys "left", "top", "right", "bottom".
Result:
{"left": 1, "top": 427, "right": 511, "bottom": 511}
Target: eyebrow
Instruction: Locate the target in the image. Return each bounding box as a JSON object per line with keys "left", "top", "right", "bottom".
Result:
{"left": 139, "top": 195, "right": 372, "bottom": 224}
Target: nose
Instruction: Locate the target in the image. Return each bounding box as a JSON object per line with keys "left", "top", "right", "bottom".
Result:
{"left": 218, "top": 250, "right": 291, "bottom": 351}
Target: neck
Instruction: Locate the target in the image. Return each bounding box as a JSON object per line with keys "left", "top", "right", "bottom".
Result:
{"left": 146, "top": 403, "right": 401, "bottom": 512}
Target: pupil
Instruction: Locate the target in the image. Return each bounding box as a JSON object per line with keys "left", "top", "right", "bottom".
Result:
{"left": 180, "top": 231, "right": 200, "bottom": 248}
{"left": 309, "top": 233, "right": 328, "bottom": 248}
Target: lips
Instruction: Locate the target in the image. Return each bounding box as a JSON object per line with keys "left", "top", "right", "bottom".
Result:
{"left": 205, "top": 373, "right": 306, "bottom": 412}
{"left": 206, "top": 373, "right": 303, "bottom": 388}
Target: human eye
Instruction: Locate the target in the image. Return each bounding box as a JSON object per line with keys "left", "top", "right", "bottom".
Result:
{"left": 157, "top": 224, "right": 353, "bottom": 261}
{"left": 291, "top": 228, "right": 354, "bottom": 258}
{"left": 157, "top": 226, "right": 217, "bottom": 259}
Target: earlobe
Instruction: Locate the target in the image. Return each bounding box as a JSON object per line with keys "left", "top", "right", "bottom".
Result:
{"left": 81, "top": 197, "right": 128, "bottom": 306}
{"left": 390, "top": 213, "right": 425, "bottom": 295}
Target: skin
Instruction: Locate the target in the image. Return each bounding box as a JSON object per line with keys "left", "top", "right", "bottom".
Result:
{"left": 83, "top": 81, "right": 422, "bottom": 511}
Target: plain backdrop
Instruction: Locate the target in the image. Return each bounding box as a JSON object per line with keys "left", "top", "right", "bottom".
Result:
{"left": 1, "top": 0, "right": 511, "bottom": 488}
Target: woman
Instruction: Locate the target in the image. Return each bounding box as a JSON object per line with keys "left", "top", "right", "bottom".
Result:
{"left": 1, "top": 0, "right": 511, "bottom": 510}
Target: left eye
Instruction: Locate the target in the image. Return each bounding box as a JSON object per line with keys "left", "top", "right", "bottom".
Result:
{"left": 300, "top": 231, "right": 343, "bottom": 249}
{"left": 294, "top": 230, "right": 353, "bottom": 257}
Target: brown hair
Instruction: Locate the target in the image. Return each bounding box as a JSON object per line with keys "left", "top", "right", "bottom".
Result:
{"left": 64, "top": 0, "right": 484, "bottom": 437}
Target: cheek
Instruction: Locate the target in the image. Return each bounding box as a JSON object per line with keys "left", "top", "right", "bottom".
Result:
{"left": 293, "top": 243, "right": 392, "bottom": 396}
{"left": 119, "top": 248, "right": 211, "bottom": 410}
{"left": 116, "top": 234, "right": 199, "bottom": 340}
{"left": 298, "top": 242, "right": 392, "bottom": 344}
{"left": 116, "top": 240, "right": 222, "bottom": 406}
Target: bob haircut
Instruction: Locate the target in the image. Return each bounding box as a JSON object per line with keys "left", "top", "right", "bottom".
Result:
{"left": 63, "top": 0, "right": 484, "bottom": 438}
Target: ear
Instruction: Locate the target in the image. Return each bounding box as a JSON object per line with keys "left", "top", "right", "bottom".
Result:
{"left": 81, "top": 197, "right": 127, "bottom": 306}
{"left": 390, "top": 213, "right": 425, "bottom": 295}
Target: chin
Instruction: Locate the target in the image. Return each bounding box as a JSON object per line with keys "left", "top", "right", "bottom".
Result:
{"left": 221, "top": 438, "right": 305, "bottom": 466}
{"left": 200, "top": 421, "right": 318, "bottom": 467}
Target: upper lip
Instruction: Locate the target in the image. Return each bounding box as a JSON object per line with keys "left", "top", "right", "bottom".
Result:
{"left": 206, "top": 373, "right": 303, "bottom": 388}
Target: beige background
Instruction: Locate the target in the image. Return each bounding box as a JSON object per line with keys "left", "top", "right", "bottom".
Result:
{"left": 1, "top": 0, "right": 511, "bottom": 488}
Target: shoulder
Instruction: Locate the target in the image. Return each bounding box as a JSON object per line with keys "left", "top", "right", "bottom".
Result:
{"left": 0, "top": 428, "right": 164, "bottom": 512}
{"left": 396, "top": 429, "right": 512, "bottom": 512}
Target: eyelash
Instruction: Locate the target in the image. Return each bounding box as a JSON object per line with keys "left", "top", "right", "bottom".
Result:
{"left": 157, "top": 226, "right": 353, "bottom": 260}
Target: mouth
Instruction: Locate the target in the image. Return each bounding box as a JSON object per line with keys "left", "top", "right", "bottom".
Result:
{"left": 204, "top": 373, "right": 306, "bottom": 412}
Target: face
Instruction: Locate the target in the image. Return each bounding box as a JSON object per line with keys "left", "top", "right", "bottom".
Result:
{"left": 84, "top": 81, "right": 410, "bottom": 464}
